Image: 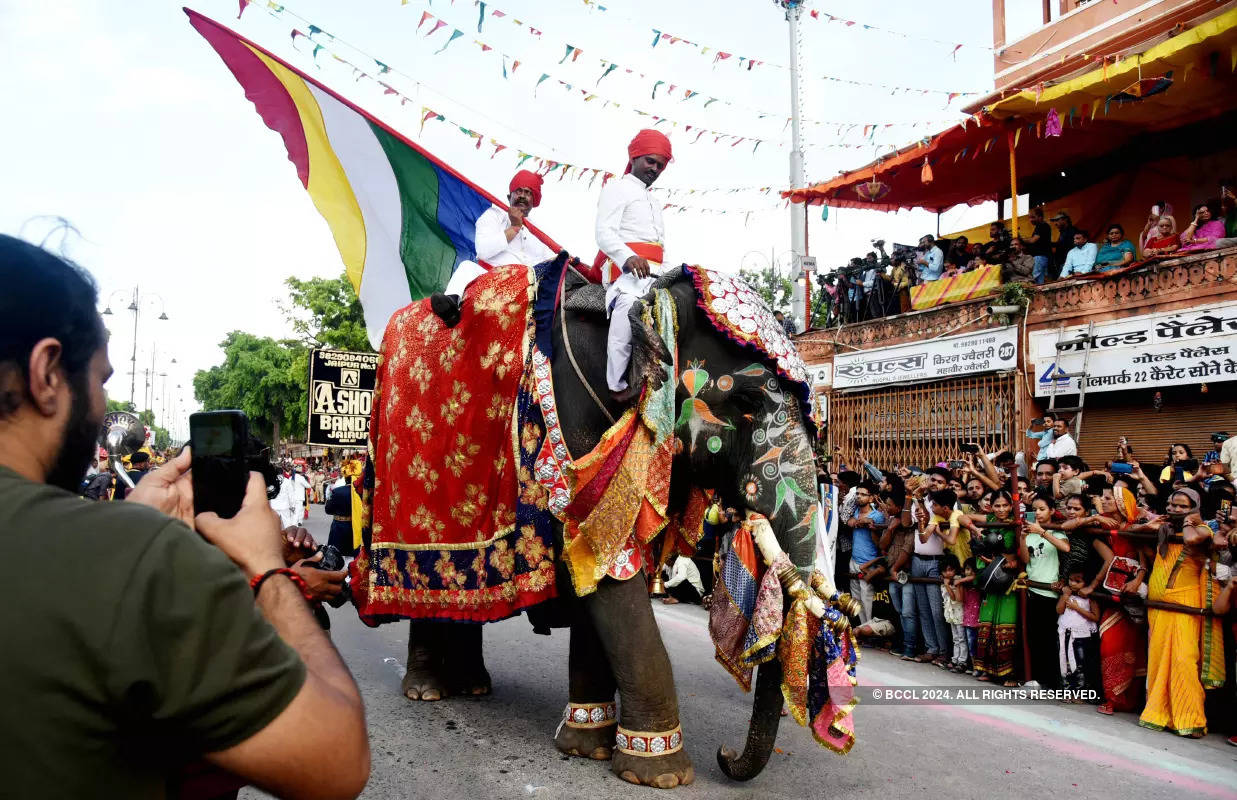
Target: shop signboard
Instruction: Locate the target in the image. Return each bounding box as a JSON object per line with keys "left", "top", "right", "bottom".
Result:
{"left": 307, "top": 348, "right": 379, "bottom": 446}
{"left": 832, "top": 327, "right": 1018, "bottom": 390}
{"left": 1031, "top": 301, "right": 1237, "bottom": 397}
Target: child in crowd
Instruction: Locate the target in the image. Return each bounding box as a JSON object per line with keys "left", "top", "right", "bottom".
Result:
{"left": 940, "top": 555, "right": 968, "bottom": 672}
{"left": 1053, "top": 456, "right": 1086, "bottom": 510}
{"left": 960, "top": 558, "right": 982, "bottom": 672}
{"left": 1056, "top": 568, "right": 1100, "bottom": 696}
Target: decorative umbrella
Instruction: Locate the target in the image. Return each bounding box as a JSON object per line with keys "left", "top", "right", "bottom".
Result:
{"left": 855, "top": 178, "right": 890, "bottom": 202}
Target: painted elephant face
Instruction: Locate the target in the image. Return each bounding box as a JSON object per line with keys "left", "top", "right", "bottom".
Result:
{"left": 673, "top": 359, "right": 818, "bottom": 571}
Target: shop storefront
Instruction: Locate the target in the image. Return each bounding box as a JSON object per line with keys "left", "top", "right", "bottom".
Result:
{"left": 826, "top": 327, "right": 1020, "bottom": 467}
{"left": 1028, "top": 301, "right": 1237, "bottom": 466}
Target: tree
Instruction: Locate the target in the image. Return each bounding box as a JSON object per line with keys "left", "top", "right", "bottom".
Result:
{"left": 106, "top": 398, "right": 136, "bottom": 414}
{"left": 282, "top": 274, "right": 372, "bottom": 353}
{"left": 738, "top": 267, "right": 793, "bottom": 317}
{"left": 193, "top": 331, "right": 308, "bottom": 450}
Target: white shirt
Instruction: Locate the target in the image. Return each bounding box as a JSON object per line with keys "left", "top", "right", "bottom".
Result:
{"left": 1046, "top": 432, "right": 1077, "bottom": 459}
{"left": 1060, "top": 242, "right": 1097, "bottom": 278}
{"left": 664, "top": 556, "right": 705, "bottom": 597}
{"left": 595, "top": 173, "right": 665, "bottom": 272}
{"left": 916, "top": 246, "right": 944, "bottom": 281}
{"left": 474, "top": 205, "right": 555, "bottom": 267}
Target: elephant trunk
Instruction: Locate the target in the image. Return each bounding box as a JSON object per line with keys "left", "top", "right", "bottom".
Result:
{"left": 716, "top": 659, "right": 783, "bottom": 781}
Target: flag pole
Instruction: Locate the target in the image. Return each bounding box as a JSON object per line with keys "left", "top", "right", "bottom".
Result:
{"left": 781, "top": 0, "right": 807, "bottom": 327}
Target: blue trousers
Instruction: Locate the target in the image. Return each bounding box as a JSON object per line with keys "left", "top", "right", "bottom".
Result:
{"left": 889, "top": 579, "right": 914, "bottom": 655}
{"left": 910, "top": 556, "right": 950, "bottom": 657}
{"left": 1032, "top": 255, "right": 1051, "bottom": 285}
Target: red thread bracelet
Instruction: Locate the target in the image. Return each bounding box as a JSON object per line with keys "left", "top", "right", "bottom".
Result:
{"left": 250, "top": 567, "right": 312, "bottom": 601}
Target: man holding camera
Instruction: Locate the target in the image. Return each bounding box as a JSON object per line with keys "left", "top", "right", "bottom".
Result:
{"left": 0, "top": 235, "right": 369, "bottom": 798}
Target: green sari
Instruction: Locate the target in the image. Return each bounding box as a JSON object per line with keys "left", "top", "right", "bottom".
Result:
{"left": 974, "top": 518, "right": 1018, "bottom": 678}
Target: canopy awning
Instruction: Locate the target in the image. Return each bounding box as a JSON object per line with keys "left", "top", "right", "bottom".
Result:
{"left": 786, "top": 7, "right": 1237, "bottom": 212}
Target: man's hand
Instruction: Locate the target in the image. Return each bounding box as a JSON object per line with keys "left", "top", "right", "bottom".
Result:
{"left": 196, "top": 473, "right": 286, "bottom": 579}
{"left": 624, "top": 255, "right": 651, "bottom": 278}
{"left": 291, "top": 552, "right": 347, "bottom": 603}
{"left": 282, "top": 526, "right": 318, "bottom": 565}
{"left": 507, "top": 206, "right": 525, "bottom": 229}
{"left": 127, "top": 446, "right": 195, "bottom": 528}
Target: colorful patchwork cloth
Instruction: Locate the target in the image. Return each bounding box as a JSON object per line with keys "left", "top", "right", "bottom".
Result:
{"left": 710, "top": 520, "right": 860, "bottom": 755}
{"left": 910, "top": 264, "right": 1000, "bottom": 310}
{"left": 350, "top": 264, "right": 557, "bottom": 623}
{"left": 557, "top": 289, "right": 710, "bottom": 596}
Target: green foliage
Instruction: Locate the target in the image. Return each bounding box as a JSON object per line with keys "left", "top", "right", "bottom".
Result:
{"left": 192, "top": 331, "right": 308, "bottom": 444}
{"left": 737, "top": 267, "right": 793, "bottom": 316}
{"left": 282, "top": 274, "right": 372, "bottom": 352}
{"left": 106, "top": 398, "right": 136, "bottom": 414}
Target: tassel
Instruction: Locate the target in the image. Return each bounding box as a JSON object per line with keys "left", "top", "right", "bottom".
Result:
{"left": 920, "top": 157, "right": 934, "bottom": 184}
{"left": 1045, "top": 108, "right": 1062, "bottom": 137}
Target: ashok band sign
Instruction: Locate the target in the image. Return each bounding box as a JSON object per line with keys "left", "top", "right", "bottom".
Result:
{"left": 1031, "top": 301, "right": 1237, "bottom": 397}
{"left": 308, "top": 349, "right": 378, "bottom": 447}
{"left": 832, "top": 326, "right": 1018, "bottom": 390}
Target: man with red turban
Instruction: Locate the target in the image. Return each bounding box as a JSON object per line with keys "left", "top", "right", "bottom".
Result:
{"left": 432, "top": 169, "right": 555, "bottom": 326}
{"left": 593, "top": 129, "right": 671, "bottom": 396}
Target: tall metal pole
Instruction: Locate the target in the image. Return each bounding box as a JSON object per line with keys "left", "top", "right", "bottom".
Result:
{"left": 785, "top": 1, "right": 807, "bottom": 326}
{"left": 128, "top": 287, "right": 140, "bottom": 406}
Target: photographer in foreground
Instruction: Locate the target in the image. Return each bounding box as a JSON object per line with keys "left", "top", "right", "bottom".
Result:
{"left": 0, "top": 234, "right": 369, "bottom": 798}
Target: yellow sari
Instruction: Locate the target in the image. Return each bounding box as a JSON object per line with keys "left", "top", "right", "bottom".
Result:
{"left": 1138, "top": 543, "right": 1226, "bottom": 736}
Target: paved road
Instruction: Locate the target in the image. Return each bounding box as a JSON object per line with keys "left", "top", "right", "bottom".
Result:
{"left": 248, "top": 507, "right": 1237, "bottom": 799}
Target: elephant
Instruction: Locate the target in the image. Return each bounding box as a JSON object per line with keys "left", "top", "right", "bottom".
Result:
{"left": 389, "top": 260, "right": 829, "bottom": 788}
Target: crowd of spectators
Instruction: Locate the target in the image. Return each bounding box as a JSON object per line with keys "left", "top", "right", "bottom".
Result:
{"left": 813, "top": 183, "right": 1237, "bottom": 326}
{"left": 823, "top": 420, "right": 1237, "bottom": 743}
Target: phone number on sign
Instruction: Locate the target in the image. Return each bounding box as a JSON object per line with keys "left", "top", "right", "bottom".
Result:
{"left": 867, "top": 687, "right": 1100, "bottom": 705}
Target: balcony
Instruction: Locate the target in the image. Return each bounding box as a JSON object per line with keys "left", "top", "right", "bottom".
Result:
{"left": 795, "top": 246, "right": 1237, "bottom": 363}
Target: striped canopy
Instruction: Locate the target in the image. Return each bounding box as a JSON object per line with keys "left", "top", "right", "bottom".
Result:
{"left": 187, "top": 10, "right": 559, "bottom": 346}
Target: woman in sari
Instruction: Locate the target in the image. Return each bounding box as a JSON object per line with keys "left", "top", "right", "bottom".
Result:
{"left": 1138, "top": 488, "right": 1226, "bottom": 737}
{"left": 1137, "top": 215, "right": 1180, "bottom": 263}
{"left": 972, "top": 491, "right": 1021, "bottom": 686}
{"left": 1178, "top": 201, "right": 1227, "bottom": 253}
{"left": 1095, "top": 487, "right": 1151, "bottom": 715}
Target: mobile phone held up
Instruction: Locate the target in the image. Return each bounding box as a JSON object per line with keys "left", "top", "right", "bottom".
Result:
{"left": 1109, "top": 461, "right": 1135, "bottom": 475}
{"left": 190, "top": 410, "right": 251, "bottom": 519}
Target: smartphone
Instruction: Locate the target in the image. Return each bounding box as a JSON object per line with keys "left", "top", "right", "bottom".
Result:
{"left": 1109, "top": 462, "right": 1134, "bottom": 475}
{"left": 1118, "top": 436, "right": 1128, "bottom": 447}
{"left": 960, "top": 443, "right": 980, "bottom": 454}
{"left": 947, "top": 460, "right": 966, "bottom": 470}
{"left": 1221, "top": 499, "right": 1233, "bottom": 523}
{"left": 190, "top": 410, "right": 250, "bottom": 519}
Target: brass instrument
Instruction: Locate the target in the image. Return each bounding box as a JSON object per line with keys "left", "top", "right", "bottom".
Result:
{"left": 99, "top": 411, "right": 146, "bottom": 489}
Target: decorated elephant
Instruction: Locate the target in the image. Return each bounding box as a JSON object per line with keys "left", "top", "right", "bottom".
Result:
{"left": 349, "top": 255, "right": 858, "bottom": 788}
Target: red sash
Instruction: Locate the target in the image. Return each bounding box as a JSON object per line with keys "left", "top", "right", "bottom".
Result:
{"left": 583, "top": 242, "right": 665, "bottom": 284}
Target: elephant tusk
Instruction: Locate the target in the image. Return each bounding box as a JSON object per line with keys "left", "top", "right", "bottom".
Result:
{"left": 743, "top": 511, "right": 856, "bottom": 633}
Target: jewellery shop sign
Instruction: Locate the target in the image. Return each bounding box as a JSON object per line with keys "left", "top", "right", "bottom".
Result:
{"left": 1031, "top": 300, "right": 1237, "bottom": 397}
{"left": 307, "top": 348, "right": 379, "bottom": 447}
{"left": 832, "top": 326, "right": 1018, "bottom": 391}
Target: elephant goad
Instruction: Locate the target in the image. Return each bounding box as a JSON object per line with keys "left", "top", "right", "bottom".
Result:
{"left": 348, "top": 254, "right": 860, "bottom": 787}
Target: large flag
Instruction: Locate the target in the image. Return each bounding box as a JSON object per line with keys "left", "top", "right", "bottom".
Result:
{"left": 186, "top": 10, "right": 559, "bottom": 346}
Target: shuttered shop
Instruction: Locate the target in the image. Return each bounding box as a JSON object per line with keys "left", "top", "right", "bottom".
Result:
{"left": 828, "top": 373, "right": 1017, "bottom": 468}
{"left": 1077, "top": 385, "right": 1237, "bottom": 467}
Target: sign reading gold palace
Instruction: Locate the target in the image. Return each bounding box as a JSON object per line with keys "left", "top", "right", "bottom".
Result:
{"left": 307, "top": 349, "right": 379, "bottom": 447}
{"left": 1031, "top": 301, "right": 1237, "bottom": 396}
{"left": 832, "top": 327, "right": 1018, "bottom": 390}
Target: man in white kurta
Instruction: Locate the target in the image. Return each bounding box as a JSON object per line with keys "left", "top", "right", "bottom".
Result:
{"left": 433, "top": 169, "right": 555, "bottom": 326}
{"left": 593, "top": 129, "right": 672, "bottom": 394}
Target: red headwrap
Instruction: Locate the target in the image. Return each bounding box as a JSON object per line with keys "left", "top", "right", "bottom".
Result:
{"left": 624, "top": 129, "right": 672, "bottom": 174}
{"left": 509, "top": 169, "right": 543, "bottom": 207}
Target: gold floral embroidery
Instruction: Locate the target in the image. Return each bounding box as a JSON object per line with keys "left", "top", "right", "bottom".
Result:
{"left": 515, "top": 524, "right": 548, "bottom": 565}
{"left": 522, "top": 563, "right": 553, "bottom": 593}
{"left": 410, "top": 505, "right": 445, "bottom": 541}
{"left": 408, "top": 357, "right": 433, "bottom": 393}
{"left": 486, "top": 393, "right": 510, "bottom": 421}
{"left": 380, "top": 552, "right": 405, "bottom": 584}
{"left": 407, "top": 453, "right": 440, "bottom": 493}
{"left": 520, "top": 422, "right": 541, "bottom": 455}
{"left": 404, "top": 405, "right": 434, "bottom": 443}
{"left": 470, "top": 549, "right": 489, "bottom": 588}
{"left": 489, "top": 540, "right": 516, "bottom": 579}
{"left": 494, "top": 349, "right": 517, "bottom": 380}
{"left": 450, "top": 484, "right": 489, "bottom": 526}
{"left": 493, "top": 450, "right": 510, "bottom": 476}
{"left": 489, "top": 501, "right": 515, "bottom": 531}
{"left": 479, "top": 341, "right": 503, "bottom": 370}
{"left": 445, "top": 434, "right": 481, "bottom": 477}
{"left": 441, "top": 381, "right": 472, "bottom": 425}
{"left": 518, "top": 465, "right": 548, "bottom": 510}
{"left": 437, "top": 331, "right": 464, "bottom": 369}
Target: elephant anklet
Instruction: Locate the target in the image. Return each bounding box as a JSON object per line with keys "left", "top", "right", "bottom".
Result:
{"left": 564, "top": 701, "right": 618, "bottom": 729}
{"left": 614, "top": 725, "right": 683, "bottom": 757}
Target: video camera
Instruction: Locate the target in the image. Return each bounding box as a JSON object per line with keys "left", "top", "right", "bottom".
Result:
{"left": 300, "top": 544, "right": 353, "bottom": 608}
{"left": 1212, "top": 431, "right": 1230, "bottom": 445}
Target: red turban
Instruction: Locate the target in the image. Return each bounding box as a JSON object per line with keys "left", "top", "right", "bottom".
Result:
{"left": 509, "top": 169, "right": 543, "bottom": 207}
{"left": 625, "top": 129, "right": 672, "bottom": 174}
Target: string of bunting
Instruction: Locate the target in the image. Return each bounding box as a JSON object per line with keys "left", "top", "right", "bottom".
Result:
{"left": 390, "top": 0, "right": 981, "bottom": 101}
{"left": 255, "top": 1, "right": 939, "bottom": 157}
{"left": 806, "top": 7, "right": 992, "bottom": 56}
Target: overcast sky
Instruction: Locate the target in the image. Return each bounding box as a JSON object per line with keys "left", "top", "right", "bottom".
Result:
{"left": 1, "top": 0, "right": 998, "bottom": 440}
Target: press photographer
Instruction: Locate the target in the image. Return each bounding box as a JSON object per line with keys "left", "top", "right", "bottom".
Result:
{"left": 0, "top": 234, "right": 369, "bottom": 798}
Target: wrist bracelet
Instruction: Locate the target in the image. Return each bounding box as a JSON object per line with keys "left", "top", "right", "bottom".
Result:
{"left": 250, "top": 567, "right": 312, "bottom": 601}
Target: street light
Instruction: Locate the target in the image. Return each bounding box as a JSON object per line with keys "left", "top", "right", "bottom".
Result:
{"left": 101, "top": 287, "right": 169, "bottom": 407}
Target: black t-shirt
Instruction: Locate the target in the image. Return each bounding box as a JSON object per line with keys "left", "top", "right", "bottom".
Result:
{"left": 0, "top": 466, "right": 306, "bottom": 797}
{"left": 1025, "top": 221, "right": 1053, "bottom": 257}
{"left": 1052, "top": 225, "right": 1079, "bottom": 267}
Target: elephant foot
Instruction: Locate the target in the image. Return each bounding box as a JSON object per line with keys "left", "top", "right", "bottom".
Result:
{"left": 401, "top": 668, "right": 447, "bottom": 702}
{"left": 448, "top": 664, "right": 492, "bottom": 697}
{"left": 612, "top": 725, "right": 694, "bottom": 789}
{"left": 554, "top": 721, "right": 615, "bottom": 761}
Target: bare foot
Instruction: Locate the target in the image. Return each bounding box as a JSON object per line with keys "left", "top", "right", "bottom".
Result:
{"left": 402, "top": 669, "right": 446, "bottom": 701}
{"left": 661, "top": 597, "right": 680, "bottom": 605}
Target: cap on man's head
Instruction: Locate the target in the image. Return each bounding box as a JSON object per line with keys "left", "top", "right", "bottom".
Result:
{"left": 130, "top": 452, "right": 150, "bottom": 465}
{"left": 1050, "top": 211, "right": 1071, "bottom": 221}
{"left": 625, "top": 129, "right": 672, "bottom": 174}
{"left": 509, "top": 170, "right": 543, "bottom": 207}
